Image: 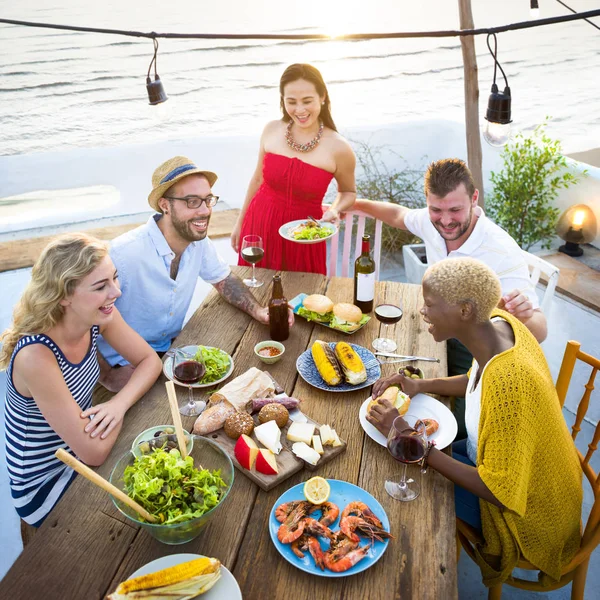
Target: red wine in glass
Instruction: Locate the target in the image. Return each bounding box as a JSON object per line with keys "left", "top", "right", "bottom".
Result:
{"left": 240, "top": 246, "right": 265, "bottom": 264}
{"left": 372, "top": 303, "right": 403, "bottom": 352}
{"left": 385, "top": 415, "right": 426, "bottom": 502}
{"left": 174, "top": 361, "right": 205, "bottom": 384}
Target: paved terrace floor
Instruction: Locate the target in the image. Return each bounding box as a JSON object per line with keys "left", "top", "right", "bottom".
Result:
{"left": 1, "top": 241, "right": 599, "bottom": 598}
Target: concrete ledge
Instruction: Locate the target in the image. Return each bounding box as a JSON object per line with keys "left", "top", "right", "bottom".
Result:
{"left": 0, "top": 209, "right": 239, "bottom": 273}
{"left": 541, "top": 252, "right": 600, "bottom": 314}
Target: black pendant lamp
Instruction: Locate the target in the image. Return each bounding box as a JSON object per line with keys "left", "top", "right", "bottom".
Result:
{"left": 146, "top": 38, "right": 168, "bottom": 106}
{"left": 483, "top": 33, "right": 512, "bottom": 147}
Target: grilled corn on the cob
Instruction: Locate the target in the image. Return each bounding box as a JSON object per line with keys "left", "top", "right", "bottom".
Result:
{"left": 108, "top": 556, "right": 221, "bottom": 599}
{"left": 311, "top": 340, "right": 342, "bottom": 386}
{"left": 335, "top": 342, "right": 367, "bottom": 384}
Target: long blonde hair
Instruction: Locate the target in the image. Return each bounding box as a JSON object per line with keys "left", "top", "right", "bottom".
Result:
{"left": 0, "top": 233, "right": 109, "bottom": 369}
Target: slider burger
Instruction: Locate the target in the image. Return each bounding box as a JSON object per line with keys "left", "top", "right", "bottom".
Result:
{"left": 298, "top": 294, "right": 334, "bottom": 323}
{"left": 367, "top": 386, "right": 411, "bottom": 416}
{"left": 330, "top": 303, "right": 365, "bottom": 332}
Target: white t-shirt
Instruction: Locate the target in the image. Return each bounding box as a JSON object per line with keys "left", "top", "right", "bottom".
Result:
{"left": 404, "top": 206, "right": 539, "bottom": 308}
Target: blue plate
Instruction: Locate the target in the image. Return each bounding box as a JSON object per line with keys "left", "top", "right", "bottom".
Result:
{"left": 289, "top": 293, "right": 371, "bottom": 335}
{"left": 296, "top": 342, "right": 381, "bottom": 392}
{"left": 269, "top": 479, "right": 391, "bottom": 577}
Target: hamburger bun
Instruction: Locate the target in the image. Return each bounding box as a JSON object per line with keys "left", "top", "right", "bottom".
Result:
{"left": 302, "top": 294, "right": 334, "bottom": 321}
{"left": 332, "top": 303, "right": 363, "bottom": 331}
{"left": 367, "top": 386, "right": 411, "bottom": 416}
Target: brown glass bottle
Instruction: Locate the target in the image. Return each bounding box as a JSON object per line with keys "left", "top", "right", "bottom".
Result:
{"left": 353, "top": 235, "right": 376, "bottom": 313}
{"left": 268, "top": 275, "right": 290, "bottom": 341}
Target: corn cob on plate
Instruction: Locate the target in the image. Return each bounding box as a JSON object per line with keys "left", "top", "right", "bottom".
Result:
{"left": 297, "top": 342, "right": 380, "bottom": 392}
{"left": 108, "top": 554, "right": 241, "bottom": 600}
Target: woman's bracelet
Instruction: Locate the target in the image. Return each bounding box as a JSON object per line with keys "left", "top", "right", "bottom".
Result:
{"left": 421, "top": 440, "right": 436, "bottom": 474}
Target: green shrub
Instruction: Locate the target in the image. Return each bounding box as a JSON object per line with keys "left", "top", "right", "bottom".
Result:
{"left": 487, "top": 119, "right": 582, "bottom": 250}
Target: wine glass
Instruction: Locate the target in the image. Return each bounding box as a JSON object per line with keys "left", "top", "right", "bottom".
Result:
{"left": 372, "top": 303, "right": 403, "bottom": 352}
{"left": 385, "top": 415, "right": 427, "bottom": 502}
{"left": 172, "top": 347, "right": 207, "bottom": 416}
{"left": 241, "top": 235, "right": 264, "bottom": 288}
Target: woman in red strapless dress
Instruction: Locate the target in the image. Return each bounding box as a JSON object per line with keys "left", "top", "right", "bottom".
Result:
{"left": 232, "top": 64, "right": 357, "bottom": 275}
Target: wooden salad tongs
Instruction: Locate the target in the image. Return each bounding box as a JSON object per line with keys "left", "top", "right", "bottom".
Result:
{"left": 55, "top": 448, "right": 157, "bottom": 523}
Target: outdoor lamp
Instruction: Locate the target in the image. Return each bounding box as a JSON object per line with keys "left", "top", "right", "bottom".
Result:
{"left": 146, "top": 38, "right": 168, "bottom": 106}
{"left": 483, "top": 33, "right": 512, "bottom": 147}
{"left": 556, "top": 204, "right": 598, "bottom": 257}
{"left": 530, "top": 0, "right": 540, "bottom": 19}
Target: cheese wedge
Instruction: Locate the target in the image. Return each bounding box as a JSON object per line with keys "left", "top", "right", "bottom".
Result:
{"left": 254, "top": 420, "right": 282, "bottom": 454}
{"left": 312, "top": 435, "right": 324, "bottom": 455}
{"left": 331, "top": 429, "right": 342, "bottom": 448}
{"left": 292, "top": 442, "right": 321, "bottom": 466}
{"left": 287, "top": 422, "right": 315, "bottom": 445}
{"left": 319, "top": 424, "right": 335, "bottom": 446}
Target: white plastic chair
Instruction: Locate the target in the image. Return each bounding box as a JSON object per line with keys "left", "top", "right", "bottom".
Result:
{"left": 322, "top": 202, "right": 383, "bottom": 280}
{"left": 521, "top": 250, "right": 560, "bottom": 314}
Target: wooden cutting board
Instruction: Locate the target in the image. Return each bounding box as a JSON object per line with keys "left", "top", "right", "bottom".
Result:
{"left": 201, "top": 374, "right": 346, "bottom": 491}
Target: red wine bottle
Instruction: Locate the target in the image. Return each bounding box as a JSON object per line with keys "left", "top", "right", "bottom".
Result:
{"left": 353, "top": 235, "right": 376, "bottom": 313}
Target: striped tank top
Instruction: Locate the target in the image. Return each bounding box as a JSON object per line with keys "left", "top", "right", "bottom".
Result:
{"left": 5, "top": 326, "right": 100, "bottom": 526}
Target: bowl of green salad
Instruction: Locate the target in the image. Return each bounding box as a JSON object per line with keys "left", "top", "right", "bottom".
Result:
{"left": 109, "top": 435, "right": 234, "bottom": 545}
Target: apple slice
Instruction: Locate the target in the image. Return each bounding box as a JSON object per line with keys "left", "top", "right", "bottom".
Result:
{"left": 255, "top": 448, "right": 278, "bottom": 475}
{"left": 234, "top": 434, "right": 259, "bottom": 470}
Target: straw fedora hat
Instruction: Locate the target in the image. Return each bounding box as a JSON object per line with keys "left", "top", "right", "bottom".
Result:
{"left": 148, "top": 156, "right": 218, "bottom": 212}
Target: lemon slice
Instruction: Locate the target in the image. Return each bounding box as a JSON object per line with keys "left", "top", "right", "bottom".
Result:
{"left": 303, "top": 476, "right": 330, "bottom": 505}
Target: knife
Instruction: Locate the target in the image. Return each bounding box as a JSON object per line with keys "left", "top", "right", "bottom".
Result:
{"left": 375, "top": 353, "right": 440, "bottom": 363}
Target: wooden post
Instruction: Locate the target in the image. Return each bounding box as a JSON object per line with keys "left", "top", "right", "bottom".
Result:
{"left": 458, "top": 0, "right": 485, "bottom": 208}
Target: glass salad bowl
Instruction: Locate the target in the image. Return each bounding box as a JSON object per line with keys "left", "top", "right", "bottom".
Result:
{"left": 109, "top": 435, "right": 234, "bottom": 545}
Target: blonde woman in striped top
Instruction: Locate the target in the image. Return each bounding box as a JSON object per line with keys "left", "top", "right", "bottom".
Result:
{"left": 1, "top": 233, "right": 162, "bottom": 529}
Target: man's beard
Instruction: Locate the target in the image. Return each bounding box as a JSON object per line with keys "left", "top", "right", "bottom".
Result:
{"left": 170, "top": 211, "right": 210, "bottom": 243}
{"left": 434, "top": 209, "right": 472, "bottom": 241}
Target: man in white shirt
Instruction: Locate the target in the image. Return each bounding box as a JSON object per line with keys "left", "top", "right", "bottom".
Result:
{"left": 97, "top": 155, "right": 293, "bottom": 391}
{"left": 353, "top": 158, "right": 547, "bottom": 342}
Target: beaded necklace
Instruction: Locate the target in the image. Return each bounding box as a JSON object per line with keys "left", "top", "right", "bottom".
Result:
{"left": 285, "top": 120, "right": 324, "bottom": 153}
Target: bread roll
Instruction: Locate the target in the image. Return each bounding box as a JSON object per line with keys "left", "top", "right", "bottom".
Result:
{"left": 258, "top": 403, "right": 289, "bottom": 428}
{"left": 223, "top": 411, "right": 255, "bottom": 439}
{"left": 367, "top": 386, "right": 411, "bottom": 416}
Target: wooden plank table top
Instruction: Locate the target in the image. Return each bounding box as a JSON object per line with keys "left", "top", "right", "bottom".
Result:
{"left": 1, "top": 266, "right": 456, "bottom": 600}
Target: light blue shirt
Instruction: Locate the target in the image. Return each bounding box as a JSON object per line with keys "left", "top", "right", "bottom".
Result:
{"left": 98, "top": 215, "right": 230, "bottom": 366}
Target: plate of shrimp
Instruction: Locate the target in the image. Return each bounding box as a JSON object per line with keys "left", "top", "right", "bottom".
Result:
{"left": 269, "top": 479, "right": 392, "bottom": 577}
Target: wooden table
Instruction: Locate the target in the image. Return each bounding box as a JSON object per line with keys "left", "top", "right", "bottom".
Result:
{"left": 1, "top": 267, "right": 456, "bottom": 600}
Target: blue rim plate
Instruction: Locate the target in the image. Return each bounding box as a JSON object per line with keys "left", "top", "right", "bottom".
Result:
{"left": 296, "top": 343, "right": 381, "bottom": 392}
{"left": 289, "top": 293, "right": 371, "bottom": 335}
{"left": 269, "top": 479, "right": 391, "bottom": 577}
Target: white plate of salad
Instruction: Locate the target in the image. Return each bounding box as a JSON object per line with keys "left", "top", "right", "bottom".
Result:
{"left": 279, "top": 219, "right": 337, "bottom": 244}
{"left": 163, "top": 345, "right": 234, "bottom": 388}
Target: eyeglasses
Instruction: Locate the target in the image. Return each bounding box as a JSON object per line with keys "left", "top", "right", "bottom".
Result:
{"left": 164, "top": 195, "right": 220, "bottom": 209}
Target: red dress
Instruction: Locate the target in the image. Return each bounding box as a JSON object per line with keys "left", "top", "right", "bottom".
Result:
{"left": 238, "top": 152, "right": 334, "bottom": 275}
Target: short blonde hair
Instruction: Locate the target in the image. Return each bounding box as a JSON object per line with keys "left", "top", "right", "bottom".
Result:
{"left": 0, "top": 233, "right": 109, "bottom": 369}
{"left": 423, "top": 258, "right": 501, "bottom": 323}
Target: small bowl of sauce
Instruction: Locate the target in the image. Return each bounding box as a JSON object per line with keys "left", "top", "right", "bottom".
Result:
{"left": 254, "top": 340, "right": 285, "bottom": 364}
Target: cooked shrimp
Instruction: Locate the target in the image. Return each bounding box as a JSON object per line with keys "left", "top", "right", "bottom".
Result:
{"left": 303, "top": 517, "right": 334, "bottom": 540}
{"left": 275, "top": 500, "right": 311, "bottom": 523}
{"left": 277, "top": 503, "right": 311, "bottom": 544}
{"left": 340, "top": 515, "right": 394, "bottom": 543}
{"left": 316, "top": 501, "right": 340, "bottom": 527}
{"left": 340, "top": 501, "right": 383, "bottom": 528}
{"left": 323, "top": 544, "right": 370, "bottom": 572}
{"left": 329, "top": 530, "right": 359, "bottom": 558}
{"left": 306, "top": 536, "right": 326, "bottom": 570}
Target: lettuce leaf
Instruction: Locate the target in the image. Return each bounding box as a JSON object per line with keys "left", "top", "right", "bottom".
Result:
{"left": 297, "top": 306, "right": 333, "bottom": 323}
{"left": 193, "top": 346, "right": 230, "bottom": 383}
{"left": 330, "top": 314, "right": 370, "bottom": 332}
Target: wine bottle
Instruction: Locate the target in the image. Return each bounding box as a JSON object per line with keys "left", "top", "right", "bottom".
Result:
{"left": 268, "top": 275, "right": 290, "bottom": 341}
{"left": 353, "top": 235, "right": 375, "bottom": 313}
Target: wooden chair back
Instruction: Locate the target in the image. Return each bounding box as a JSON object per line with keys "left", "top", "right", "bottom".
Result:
{"left": 457, "top": 340, "right": 600, "bottom": 600}
{"left": 322, "top": 202, "right": 383, "bottom": 279}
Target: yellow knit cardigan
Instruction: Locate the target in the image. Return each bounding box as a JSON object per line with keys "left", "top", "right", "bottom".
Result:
{"left": 473, "top": 310, "right": 582, "bottom": 587}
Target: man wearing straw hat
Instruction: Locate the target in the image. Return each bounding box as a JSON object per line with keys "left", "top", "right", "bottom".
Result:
{"left": 97, "top": 156, "right": 293, "bottom": 391}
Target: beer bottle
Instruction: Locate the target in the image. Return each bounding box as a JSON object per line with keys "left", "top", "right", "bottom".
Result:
{"left": 353, "top": 235, "right": 376, "bottom": 313}
{"left": 268, "top": 275, "right": 289, "bottom": 341}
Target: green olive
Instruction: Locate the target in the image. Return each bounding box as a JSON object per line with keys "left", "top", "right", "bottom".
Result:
{"left": 139, "top": 441, "right": 151, "bottom": 454}
{"left": 411, "top": 374, "right": 420, "bottom": 380}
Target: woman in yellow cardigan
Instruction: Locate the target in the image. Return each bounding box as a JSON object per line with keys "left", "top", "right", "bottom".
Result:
{"left": 367, "top": 257, "right": 582, "bottom": 587}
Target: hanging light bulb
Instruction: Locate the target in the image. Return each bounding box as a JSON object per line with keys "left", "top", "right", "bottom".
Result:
{"left": 146, "top": 38, "right": 169, "bottom": 108}
{"left": 530, "top": 0, "right": 540, "bottom": 19}
{"left": 483, "top": 33, "right": 512, "bottom": 147}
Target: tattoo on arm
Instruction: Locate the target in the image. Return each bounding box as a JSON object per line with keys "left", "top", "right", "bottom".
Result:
{"left": 213, "top": 274, "right": 261, "bottom": 317}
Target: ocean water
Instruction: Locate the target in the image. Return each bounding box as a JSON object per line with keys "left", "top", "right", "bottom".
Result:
{"left": 1, "top": 0, "right": 599, "bottom": 157}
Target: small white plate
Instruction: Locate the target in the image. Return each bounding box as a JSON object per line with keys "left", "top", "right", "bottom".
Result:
{"left": 359, "top": 393, "right": 458, "bottom": 450}
{"left": 124, "top": 553, "right": 242, "bottom": 600}
{"left": 163, "top": 345, "right": 234, "bottom": 389}
{"left": 278, "top": 219, "right": 337, "bottom": 244}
